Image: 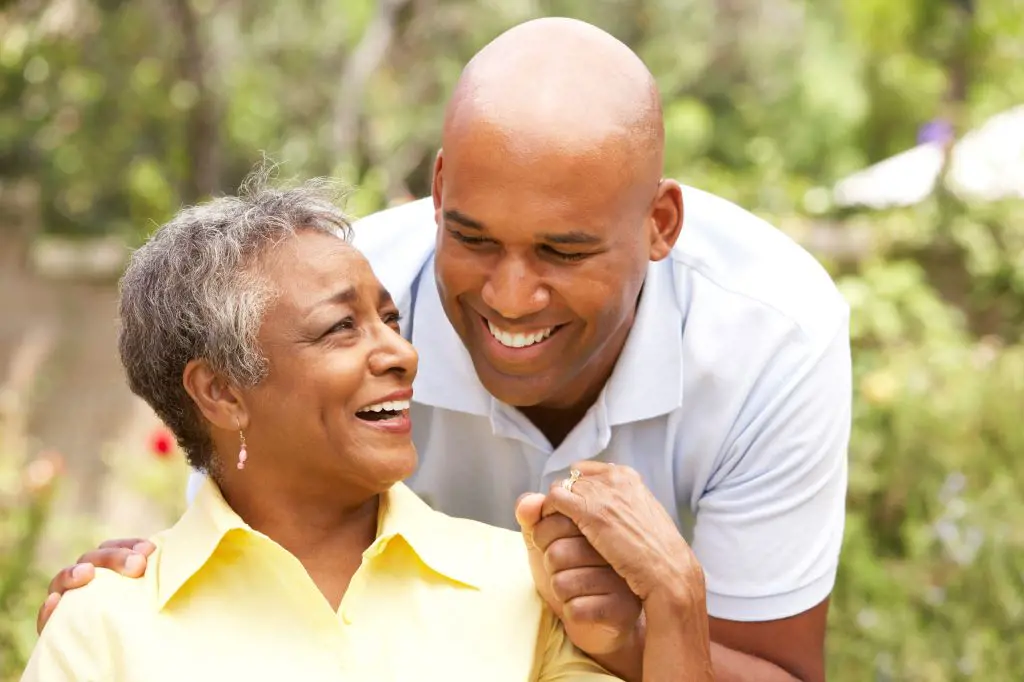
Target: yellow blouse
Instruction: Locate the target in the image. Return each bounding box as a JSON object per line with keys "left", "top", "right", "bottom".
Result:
{"left": 22, "top": 479, "right": 619, "bottom": 681}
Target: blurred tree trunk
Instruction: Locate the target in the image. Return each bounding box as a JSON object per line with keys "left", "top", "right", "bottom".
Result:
{"left": 332, "top": 0, "right": 413, "bottom": 165}
{"left": 169, "top": 0, "right": 221, "bottom": 202}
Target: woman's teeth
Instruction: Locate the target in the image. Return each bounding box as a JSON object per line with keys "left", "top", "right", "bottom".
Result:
{"left": 356, "top": 399, "right": 410, "bottom": 419}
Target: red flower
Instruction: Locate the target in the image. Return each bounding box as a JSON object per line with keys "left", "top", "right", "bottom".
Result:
{"left": 149, "top": 428, "right": 175, "bottom": 458}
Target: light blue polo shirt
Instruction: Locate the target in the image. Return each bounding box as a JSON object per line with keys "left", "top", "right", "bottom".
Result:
{"left": 189, "top": 186, "right": 851, "bottom": 623}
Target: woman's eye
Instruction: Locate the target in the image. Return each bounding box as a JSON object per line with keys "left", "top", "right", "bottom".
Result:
{"left": 326, "top": 317, "right": 356, "bottom": 335}
{"left": 383, "top": 311, "right": 403, "bottom": 326}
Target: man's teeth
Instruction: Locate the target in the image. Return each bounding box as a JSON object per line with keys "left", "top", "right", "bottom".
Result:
{"left": 357, "top": 399, "right": 410, "bottom": 414}
{"left": 487, "top": 322, "right": 554, "bottom": 348}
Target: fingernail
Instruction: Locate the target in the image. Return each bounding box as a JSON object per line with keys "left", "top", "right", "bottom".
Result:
{"left": 125, "top": 553, "right": 146, "bottom": 574}
{"left": 71, "top": 563, "right": 89, "bottom": 580}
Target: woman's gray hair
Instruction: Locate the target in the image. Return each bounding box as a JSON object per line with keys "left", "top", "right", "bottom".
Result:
{"left": 118, "top": 168, "right": 352, "bottom": 471}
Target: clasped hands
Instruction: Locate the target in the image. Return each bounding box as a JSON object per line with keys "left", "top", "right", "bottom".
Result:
{"left": 515, "top": 461, "right": 706, "bottom": 668}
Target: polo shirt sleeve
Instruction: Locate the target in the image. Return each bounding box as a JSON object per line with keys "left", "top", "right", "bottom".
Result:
{"left": 533, "top": 606, "right": 623, "bottom": 681}
{"left": 20, "top": 578, "right": 114, "bottom": 681}
{"left": 691, "top": 310, "right": 851, "bottom": 622}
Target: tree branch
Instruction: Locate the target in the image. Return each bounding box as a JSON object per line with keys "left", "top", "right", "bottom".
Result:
{"left": 331, "top": 0, "right": 412, "bottom": 161}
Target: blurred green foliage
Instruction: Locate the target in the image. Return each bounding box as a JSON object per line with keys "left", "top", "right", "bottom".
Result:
{"left": 2, "top": 0, "right": 1023, "bottom": 680}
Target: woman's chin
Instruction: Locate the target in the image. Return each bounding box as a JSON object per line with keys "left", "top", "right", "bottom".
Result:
{"left": 367, "top": 445, "right": 419, "bottom": 488}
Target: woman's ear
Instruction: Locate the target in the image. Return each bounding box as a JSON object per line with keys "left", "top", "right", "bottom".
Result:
{"left": 182, "top": 359, "right": 249, "bottom": 432}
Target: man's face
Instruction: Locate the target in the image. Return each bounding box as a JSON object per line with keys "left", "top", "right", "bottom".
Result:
{"left": 431, "top": 126, "right": 659, "bottom": 410}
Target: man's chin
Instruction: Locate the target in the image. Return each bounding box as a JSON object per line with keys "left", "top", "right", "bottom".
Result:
{"left": 473, "top": 362, "right": 560, "bottom": 408}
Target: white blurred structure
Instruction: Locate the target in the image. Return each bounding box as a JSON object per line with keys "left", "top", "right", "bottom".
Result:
{"left": 834, "top": 105, "right": 1024, "bottom": 209}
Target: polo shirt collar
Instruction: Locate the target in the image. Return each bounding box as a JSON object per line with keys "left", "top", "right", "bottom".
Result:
{"left": 153, "top": 479, "right": 483, "bottom": 611}
{"left": 411, "top": 257, "right": 684, "bottom": 427}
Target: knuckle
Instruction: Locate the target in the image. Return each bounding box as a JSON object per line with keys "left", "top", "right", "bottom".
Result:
{"left": 543, "top": 538, "right": 574, "bottom": 572}
{"left": 550, "top": 570, "right": 579, "bottom": 602}
{"left": 609, "top": 464, "right": 639, "bottom": 484}
{"left": 566, "top": 597, "right": 610, "bottom": 624}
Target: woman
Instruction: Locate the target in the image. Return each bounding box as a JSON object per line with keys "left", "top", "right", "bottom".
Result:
{"left": 21, "top": 174, "right": 621, "bottom": 681}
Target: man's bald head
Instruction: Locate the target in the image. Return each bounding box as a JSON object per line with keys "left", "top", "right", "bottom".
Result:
{"left": 430, "top": 18, "right": 684, "bottom": 413}
{"left": 443, "top": 17, "right": 665, "bottom": 188}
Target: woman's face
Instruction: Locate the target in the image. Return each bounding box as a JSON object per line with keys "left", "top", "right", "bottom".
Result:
{"left": 237, "top": 230, "right": 418, "bottom": 496}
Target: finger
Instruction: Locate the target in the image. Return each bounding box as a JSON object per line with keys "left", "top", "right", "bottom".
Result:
{"left": 36, "top": 592, "right": 60, "bottom": 634}
{"left": 543, "top": 483, "right": 591, "bottom": 527}
{"left": 132, "top": 540, "right": 157, "bottom": 556}
{"left": 96, "top": 537, "right": 148, "bottom": 552}
{"left": 532, "top": 512, "right": 583, "bottom": 551}
{"left": 74, "top": 548, "right": 148, "bottom": 577}
{"left": 543, "top": 536, "right": 607, "bottom": 573}
{"left": 515, "top": 493, "right": 545, "bottom": 533}
{"left": 562, "top": 592, "right": 643, "bottom": 631}
{"left": 550, "top": 566, "right": 630, "bottom": 604}
{"left": 47, "top": 562, "right": 95, "bottom": 595}
{"left": 566, "top": 460, "right": 619, "bottom": 479}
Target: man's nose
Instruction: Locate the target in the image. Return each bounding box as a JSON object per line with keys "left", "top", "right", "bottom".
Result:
{"left": 480, "top": 256, "right": 550, "bottom": 320}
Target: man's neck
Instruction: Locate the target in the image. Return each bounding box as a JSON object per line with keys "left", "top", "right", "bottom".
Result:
{"left": 518, "top": 401, "right": 594, "bottom": 449}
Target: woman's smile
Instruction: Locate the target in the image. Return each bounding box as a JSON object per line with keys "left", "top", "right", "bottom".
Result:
{"left": 354, "top": 389, "right": 413, "bottom": 434}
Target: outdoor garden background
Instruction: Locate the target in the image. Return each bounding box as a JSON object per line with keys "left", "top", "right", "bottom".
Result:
{"left": 1, "top": 1, "right": 1022, "bottom": 680}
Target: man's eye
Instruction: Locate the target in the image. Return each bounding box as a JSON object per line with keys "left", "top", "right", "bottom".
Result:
{"left": 449, "top": 231, "right": 492, "bottom": 246}
{"left": 542, "top": 245, "right": 589, "bottom": 262}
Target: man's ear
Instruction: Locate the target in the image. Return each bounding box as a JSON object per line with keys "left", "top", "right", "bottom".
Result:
{"left": 182, "top": 359, "right": 249, "bottom": 432}
{"left": 431, "top": 149, "right": 444, "bottom": 211}
{"left": 648, "top": 179, "right": 684, "bottom": 261}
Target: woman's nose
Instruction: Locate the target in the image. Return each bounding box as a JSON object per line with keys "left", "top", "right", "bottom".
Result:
{"left": 368, "top": 324, "right": 418, "bottom": 381}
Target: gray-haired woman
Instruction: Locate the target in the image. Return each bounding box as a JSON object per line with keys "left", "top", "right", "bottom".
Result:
{"left": 21, "top": 173, "right": 622, "bottom": 682}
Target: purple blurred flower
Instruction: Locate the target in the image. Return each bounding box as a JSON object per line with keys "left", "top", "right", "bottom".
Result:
{"left": 917, "top": 119, "right": 954, "bottom": 146}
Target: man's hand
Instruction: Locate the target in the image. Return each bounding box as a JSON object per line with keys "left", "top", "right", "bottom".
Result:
{"left": 542, "top": 462, "right": 704, "bottom": 608}
{"left": 540, "top": 462, "right": 714, "bottom": 682}
{"left": 516, "top": 493, "right": 642, "bottom": 657}
{"left": 36, "top": 538, "right": 155, "bottom": 634}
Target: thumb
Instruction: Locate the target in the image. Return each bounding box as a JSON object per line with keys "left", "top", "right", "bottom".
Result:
{"left": 515, "top": 493, "right": 546, "bottom": 548}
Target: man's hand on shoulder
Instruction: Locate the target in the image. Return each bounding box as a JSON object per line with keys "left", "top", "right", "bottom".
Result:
{"left": 36, "top": 538, "right": 155, "bottom": 634}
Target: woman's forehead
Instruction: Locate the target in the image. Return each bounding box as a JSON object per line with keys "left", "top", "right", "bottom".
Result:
{"left": 262, "top": 232, "right": 382, "bottom": 309}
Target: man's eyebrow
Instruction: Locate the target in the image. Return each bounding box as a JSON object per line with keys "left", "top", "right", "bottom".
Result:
{"left": 445, "top": 210, "right": 602, "bottom": 246}
{"left": 540, "top": 231, "right": 603, "bottom": 246}
{"left": 443, "top": 209, "right": 485, "bottom": 230}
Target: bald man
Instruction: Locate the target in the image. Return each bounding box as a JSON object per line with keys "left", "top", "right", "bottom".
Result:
{"left": 41, "top": 17, "right": 848, "bottom": 682}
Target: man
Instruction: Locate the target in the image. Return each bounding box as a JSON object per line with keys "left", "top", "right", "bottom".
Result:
{"left": 38, "top": 17, "right": 849, "bottom": 682}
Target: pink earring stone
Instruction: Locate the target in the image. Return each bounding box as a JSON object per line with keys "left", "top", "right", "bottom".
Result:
{"left": 237, "top": 446, "right": 247, "bottom": 470}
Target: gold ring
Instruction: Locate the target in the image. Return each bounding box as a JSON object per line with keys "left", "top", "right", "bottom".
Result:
{"left": 561, "top": 468, "right": 582, "bottom": 493}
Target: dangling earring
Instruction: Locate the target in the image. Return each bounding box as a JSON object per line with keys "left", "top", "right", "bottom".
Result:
{"left": 236, "top": 426, "right": 248, "bottom": 470}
